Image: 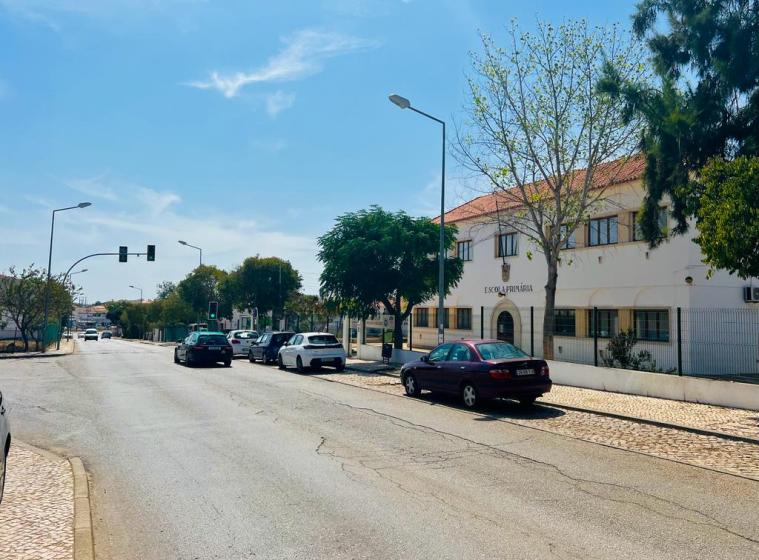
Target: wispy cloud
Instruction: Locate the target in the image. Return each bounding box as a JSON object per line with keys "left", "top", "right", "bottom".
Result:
{"left": 136, "top": 187, "right": 181, "bottom": 216}
{"left": 64, "top": 174, "right": 120, "bottom": 202}
{"left": 186, "top": 29, "right": 378, "bottom": 99}
{"left": 265, "top": 90, "right": 296, "bottom": 117}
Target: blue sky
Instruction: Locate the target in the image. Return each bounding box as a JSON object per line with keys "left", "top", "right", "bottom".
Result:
{"left": 0, "top": 0, "right": 639, "bottom": 301}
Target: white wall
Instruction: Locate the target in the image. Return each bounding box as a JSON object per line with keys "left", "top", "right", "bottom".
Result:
{"left": 549, "top": 360, "right": 759, "bottom": 411}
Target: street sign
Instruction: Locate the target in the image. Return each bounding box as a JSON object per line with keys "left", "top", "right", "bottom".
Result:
{"left": 147, "top": 245, "right": 155, "bottom": 262}
{"left": 119, "top": 246, "right": 128, "bottom": 263}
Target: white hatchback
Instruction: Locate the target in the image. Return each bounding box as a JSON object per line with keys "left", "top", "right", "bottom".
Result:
{"left": 277, "top": 332, "right": 346, "bottom": 372}
{"left": 227, "top": 330, "right": 259, "bottom": 357}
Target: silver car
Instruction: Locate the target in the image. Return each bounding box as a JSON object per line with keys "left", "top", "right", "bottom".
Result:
{"left": 0, "top": 390, "right": 10, "bottom": 504}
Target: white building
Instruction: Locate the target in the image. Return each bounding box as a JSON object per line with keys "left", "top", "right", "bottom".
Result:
{"left": 73, "top": 304, "right": 111, "bottom": 329}
{"left": 412, "top": 156, "right": 759, "bottom": 377}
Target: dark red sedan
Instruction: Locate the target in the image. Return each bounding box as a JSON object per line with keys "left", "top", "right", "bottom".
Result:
{"left": 400, "top": 339, "right": 551, "bottom": 409}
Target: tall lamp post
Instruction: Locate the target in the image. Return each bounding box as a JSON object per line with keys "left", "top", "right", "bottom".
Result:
{"left": 389, "top": 93, "right": 446, "bottom": 344}
{"left": 42, "top": 202, "right": 92, "bottom": 352}
{"left": 129, "top": 284, "right": 143, "bottom": 303}
{"left": 178, "top": 240, "right": 202, "bottom": 266}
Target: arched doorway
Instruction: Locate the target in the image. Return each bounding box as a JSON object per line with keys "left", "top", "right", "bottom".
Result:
{"left": 496, "top": 311, "right": 514, "bottom": 344}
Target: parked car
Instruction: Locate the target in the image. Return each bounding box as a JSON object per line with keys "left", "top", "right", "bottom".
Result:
{"left": 227, "top": 330, "right": 259, "bottom": 357}
{"left": 400, "top": 340, "right": 551, "bottom": 409}
{"left": 174, "top": 331, "right": 233, "bottom": 367}
{"left": 0, "top": 390, "right": 11, "bottom": 504}
{"left": 101, "top": 331, "right": 112, "bottom": 339}
{"left": 248, "top": 331, "right": 294, "bottom": 364}
{"left": 83, "top": 328, "right": 99, "bottom": 341}
{"left": 277, "top": 332, "right": 346, "bottom": 372}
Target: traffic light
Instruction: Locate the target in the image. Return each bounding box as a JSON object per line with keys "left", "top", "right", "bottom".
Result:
{"left": 147, "top": 244, "right": 155, "bottom": 262}
{"left": 119, "top": 246, "right": 128, "bottom": 263}
{"left": 208, "top": 301, "right": 218, "bottom": 320}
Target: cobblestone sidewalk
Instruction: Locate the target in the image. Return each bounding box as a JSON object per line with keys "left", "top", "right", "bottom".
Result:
{"left": 544, "top": 385, "right": 759, "bottom": 441}
{"left": 312, "top": 370, "right": 759, "bottom": 481}
{"left": 0, "top": 443, "right": 73, "bottom": 560}
{"left": 345, "top": 358, "right": 759, "bottom": 442}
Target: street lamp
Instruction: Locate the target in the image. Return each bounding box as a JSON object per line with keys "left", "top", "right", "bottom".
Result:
{"left": 178, "top": 240, "right": 202, "bottom": 266}
{"left": 389, "top": 93, "right": 446, "bottom": 344}
{"left": 42, "top": 202, "right": 92, "bottom": 352}
{"left": 129, "top": 284, "right": 143, "bottom": 303}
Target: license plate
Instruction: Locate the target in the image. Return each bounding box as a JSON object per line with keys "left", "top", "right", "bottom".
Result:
{"left": 516, "top": 368, "right": 534, "bottom": 376}
{"left": 208, "top": 346, "right": 220, "bottom": 351}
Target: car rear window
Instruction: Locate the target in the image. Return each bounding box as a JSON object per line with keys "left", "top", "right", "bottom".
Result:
{"left": 197, "top": 335, "right": 228, "bottom": 345}
{"left": 272, "top": 334, "right": 291, "bottom": 344}
{"left": 476, "top": 342, "right": 528, "bottom": 360}
{"left": 307, "top": 335, "right": 339, "bottom": 345}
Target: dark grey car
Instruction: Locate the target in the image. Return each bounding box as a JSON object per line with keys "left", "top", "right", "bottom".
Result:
{"left": 248, "top": 331, "right": 295, "bottom": 364}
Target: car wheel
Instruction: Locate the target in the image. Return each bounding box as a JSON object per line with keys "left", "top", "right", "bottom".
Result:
{"left": 224, "top": 359, "right": 232, "bottom": 367}
{"left": 461, "top": 382, "right": 479, "bottom": 409}
{"left": 519, "top": 396, "right": 537, "bottom": 408}
{"left": 404, "top": 373, "right": 421, "bottom": 397}
{"left": 335, "top": 360, "right": 345, "bottom": 372}
{"left": 186, "top": 351, "right": 194, "bottom": 367}
{"left": 248, "top": 352, "right": 256, "bottom": 363}
{"left": 296, "top": 356, "right": 307, "bottom": 374}
{"left": 174, "top": 349, "right": 180, "bottom": 364}
{"left": 278, "top": 355, "right": 285, "bottom": 370}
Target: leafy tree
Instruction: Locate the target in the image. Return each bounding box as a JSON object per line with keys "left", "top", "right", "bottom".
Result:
{"left": 0, "top": 266, "right": 74, "bottom": 351}
{"left": 695, "top": 157, "right": 759, "bottom": 278}
{"left": 457, "top": 20, "right": 646, "bottom": 358}
{"left": 176, "top": 265, "right": 231, "bottom": 321}
{"left": 284, "top": 292, "right": 330, "bottom": 331}
{"left": 160, "top": 291, "right": 195, "bottom": 326}
{"left": 225, "top": 256, "right": 302, "bottom": 324}
{"left": 318, "top": 206, "right": 463, "bottom": 349}
{"left": 105, "top": 300, "right": 128, "bottom": 325}
{"left": 156, "top": 281, "right": 177, "bottom": 300}
{"left": 602, "top": 0, "right": 759, "bottom": 269}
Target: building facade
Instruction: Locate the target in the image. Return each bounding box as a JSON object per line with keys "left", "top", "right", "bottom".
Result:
{"left": 412, "top": 157, "right": 759, "bottom": 377}
{"left": 73, "top": 305, "right": 111, "bottom": 329}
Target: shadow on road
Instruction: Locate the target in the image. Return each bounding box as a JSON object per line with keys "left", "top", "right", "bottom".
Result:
{"left": 416, "top": 392, "right": 566, "bottom": 421}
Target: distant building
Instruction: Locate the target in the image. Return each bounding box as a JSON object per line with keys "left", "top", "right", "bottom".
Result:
{"left": 74, "top": 305, "right": 111, "bottom": 329}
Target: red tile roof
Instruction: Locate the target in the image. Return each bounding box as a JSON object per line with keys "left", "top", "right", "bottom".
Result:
{"left": 438, "top": 154, "right": 646, "bottom": 224}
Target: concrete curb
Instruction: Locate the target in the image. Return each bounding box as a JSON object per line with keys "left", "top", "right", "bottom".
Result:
{"left": 342, "top": 367, "right": 759, "bottom": 446}
{"left": 69, "top": 457, "right": 95, "bottom": 560}
{"left": 0, "top": 339, "right": 76, "bottom": 360}
{"left": 540, "top": 399, "right": 759, "bottom": 446}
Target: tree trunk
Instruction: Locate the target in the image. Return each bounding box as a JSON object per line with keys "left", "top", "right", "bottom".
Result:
{"left": 393, "top": 309, "right": 404, "bottom": 350}
{"left": 542, "top": 257, "right": 559, "bottom": 360}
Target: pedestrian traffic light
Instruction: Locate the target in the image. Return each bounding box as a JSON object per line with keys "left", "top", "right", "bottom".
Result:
{"left": 119, "top": 246, "right": 128, "bottom": 263}
{"left": 208, "top": 301, "right": 218, "bottom": 320}
{"left": 147, "top": 244, "right": 155, "bottom": 262}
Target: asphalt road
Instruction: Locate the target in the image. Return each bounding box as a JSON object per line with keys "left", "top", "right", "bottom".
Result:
{"left": 1, "top": 338, "right": 758, "bottom": 560}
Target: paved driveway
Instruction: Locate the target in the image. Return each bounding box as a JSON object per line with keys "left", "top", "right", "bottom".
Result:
{"left": 0, "top": 338, "right": 758, "bottom": 559}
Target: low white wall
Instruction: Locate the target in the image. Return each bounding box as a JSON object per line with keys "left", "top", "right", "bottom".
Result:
{"left": 548, "top": 360, "right": 759, "bottom": 411}
{"left": 357, "top": 343, "right": 382, "bottom": 361}
{"left": 391, "top": 348, "right": 425, "bottom": 365}
{"left": 356, "top": 343, "right": 425, "bottom": 364}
